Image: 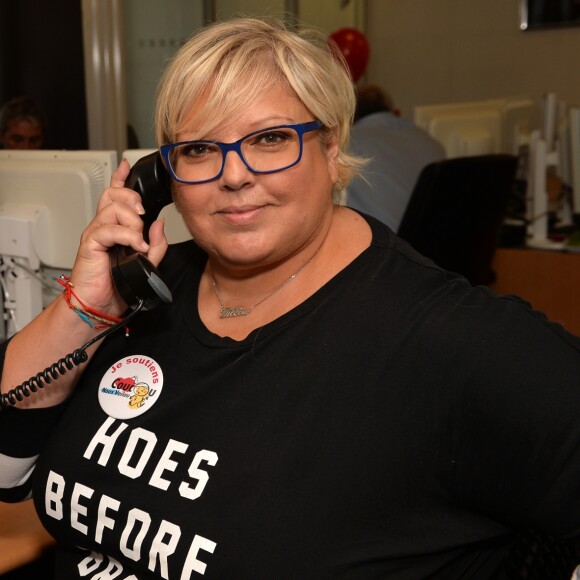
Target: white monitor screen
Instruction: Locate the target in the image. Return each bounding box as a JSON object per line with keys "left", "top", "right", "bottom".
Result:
{"left": 414, "top": 99, "right": 505, "bottom": 132}
{"left": 0, "top": 150, "right": 117, "bottom": 270}
{"left": 427, "top": 109, "right": 503, "bottom": 158}
{"left": 415, "top": 98, "right": 538, "bottom": 158}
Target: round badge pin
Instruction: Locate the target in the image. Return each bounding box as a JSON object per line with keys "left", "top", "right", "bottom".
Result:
{"left": 98, "top": 355, "right": 164, "bottom": 419}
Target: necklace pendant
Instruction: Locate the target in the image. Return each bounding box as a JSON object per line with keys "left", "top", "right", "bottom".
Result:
{"left": 220, "top": 306, "right": 252, "bottom": 318}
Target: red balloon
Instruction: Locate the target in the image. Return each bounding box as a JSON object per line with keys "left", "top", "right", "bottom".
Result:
{"left": 329, "top": 27, "right": 370, "bottom": 82}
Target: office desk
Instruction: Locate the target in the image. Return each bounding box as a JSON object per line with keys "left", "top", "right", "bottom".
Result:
{"left": 0, "top": 499, "right": 55, "bottom": 574}
{"left": 490, "top": 247, "right": 580, "bottom": 337}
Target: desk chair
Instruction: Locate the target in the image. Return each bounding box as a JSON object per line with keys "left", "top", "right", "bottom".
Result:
{"left": 397, "top": 154, "right": 518, "bottom": 286}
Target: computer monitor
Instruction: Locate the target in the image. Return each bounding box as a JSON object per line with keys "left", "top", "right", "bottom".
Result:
{"left": 0, "top": 149, "right": 117, "bottom": 269}
{"left": 429, "top": 110, "right": 503, "bottom": 158}
{"left": 415, "top": 99, "right": 505, "bottom": 158}
{"left": 414, "top": 98, "right": 539, "bottom": 158}
{"left": 0, "top": 149, "right": 117, "bottom": 336}
{"left": 123, "top": 149, "right": 192, "bottom": 244}
{"left": 503, "top": 98, "right": 540, "bottom": 155}
{"left": 414, "top": 99, "right": 505, "bottom": 132}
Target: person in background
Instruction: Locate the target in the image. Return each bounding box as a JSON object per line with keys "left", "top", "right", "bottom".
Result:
{"left": 0, "top": 95, "right": 46, "bottom": 149}
{"left": 347, "top": 84, "right": 445, "bottom": 231}
{"left": 1, "top": 17, "right": 580, "bottom": 580}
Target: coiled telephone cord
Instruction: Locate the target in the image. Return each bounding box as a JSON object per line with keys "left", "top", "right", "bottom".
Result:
{"left": 0, "top": 300, "right": 144, "bottom": 410}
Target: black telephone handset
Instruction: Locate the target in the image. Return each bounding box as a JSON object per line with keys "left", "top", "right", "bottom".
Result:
{"left": 110, "top": 152, "right": 174, "bottom": 310}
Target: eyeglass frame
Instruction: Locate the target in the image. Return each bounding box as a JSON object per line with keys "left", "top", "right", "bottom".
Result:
{"left": 159, "top": 120, "right": 323, "bottom": 185}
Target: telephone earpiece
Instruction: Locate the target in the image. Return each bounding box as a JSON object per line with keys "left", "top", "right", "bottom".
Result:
{"left": 110, "top": 152, "right": 173, "bottom": 310}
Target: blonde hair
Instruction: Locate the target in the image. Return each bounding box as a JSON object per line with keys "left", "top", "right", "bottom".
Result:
{"left": 155, "top": 17, "right": 365, "bottom": 202}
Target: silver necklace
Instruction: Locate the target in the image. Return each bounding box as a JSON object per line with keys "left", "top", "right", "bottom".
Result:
{"left": 211, "top": 245, "right": 323, "bottom": 319}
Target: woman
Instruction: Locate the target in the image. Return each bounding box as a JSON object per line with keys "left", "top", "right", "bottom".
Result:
{"left": 1, "top": 17, "right": 580, "bottom": 580}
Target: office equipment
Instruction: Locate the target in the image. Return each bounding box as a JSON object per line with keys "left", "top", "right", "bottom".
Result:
{"left": 0, "top": 149, "right": 117, "bottom": 337}
{"left": 525, "top": 93, "right": 576, "bottom": 246}
{"left": 419, "top": 107, "right": 502, "bottom": 158}
{"left": 398, "top": 154, "right": 518, "bottom": 286}
{"left": 503, "top": 98, "right": 541, "bottom": 155}
{"left": 415, "top": 99, "right": 503, "bottom": 158}
{"left": 419, "top": 93, "right": 577, "bottom": 250}
{"left": 525, "top": 130, "right": 553, "bottom": 246}
{"left": 111, "top": 151, "right": 173, "bottom": 311}
{"left": 414, "top": 98, "right": 539, "bottom": 158}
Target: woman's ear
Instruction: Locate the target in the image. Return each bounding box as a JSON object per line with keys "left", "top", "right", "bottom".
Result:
{"left": 325, "top": 129, "right": 341, "bottom": 184}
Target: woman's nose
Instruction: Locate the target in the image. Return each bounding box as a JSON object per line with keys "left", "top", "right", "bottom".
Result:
{"left": 219, "top": 149, "right": 254, "bottom": 189}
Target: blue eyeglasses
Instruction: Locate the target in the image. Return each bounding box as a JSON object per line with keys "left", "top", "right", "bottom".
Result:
{"left": 160, "top": 120, "right": 323, "bottom": 184}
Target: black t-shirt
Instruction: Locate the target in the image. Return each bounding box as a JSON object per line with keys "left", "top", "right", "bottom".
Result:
{"left": 1, "top": 215, "right": 580, "bottom": 579}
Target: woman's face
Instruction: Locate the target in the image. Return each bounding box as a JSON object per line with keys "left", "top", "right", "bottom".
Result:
{"left": 171, "top": 84, "right": 339, "bottom": 270}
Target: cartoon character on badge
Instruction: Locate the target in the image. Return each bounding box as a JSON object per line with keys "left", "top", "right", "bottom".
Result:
{"left": 129, "top": 383, "right": 151, "bottom": 409}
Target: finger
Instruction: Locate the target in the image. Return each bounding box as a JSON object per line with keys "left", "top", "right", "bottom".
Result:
{"left": 96, "top": 184, "right": 146, "bottom": 216}
{"left": 83, "top": 202, "right": 150, "bottom": 251}
{"left": 94, "top": 193, "right": 148, "bottom": 230}
{"left": 111, "top": 158, "right": 132, "bottom": 188}
{"left": 80, "top": 221, "right": 150, "bottom": 256}
{"left": 96, "top": 159, "right": 144, "bottom": 214}
{"left": 91, "top": 223, "right": 149, "bottom": 255}
{"left": 146, "top": 218, "right": 169, "bottom": 266}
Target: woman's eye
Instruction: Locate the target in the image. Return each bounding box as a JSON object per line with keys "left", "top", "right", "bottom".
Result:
{"left": 254, "top": 130, "right": 292, "bottom": 146}
{"left": 182, "top": 143, "right": 216, "bottom": 158}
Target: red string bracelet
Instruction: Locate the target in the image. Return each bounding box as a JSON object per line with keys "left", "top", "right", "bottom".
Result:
{"left": 58, "top": 276, "right": 125, "bottom": 331}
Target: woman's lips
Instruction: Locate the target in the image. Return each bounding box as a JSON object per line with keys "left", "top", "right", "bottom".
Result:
{"left": 218, "top": 204, "right": 266, "bottom": 225}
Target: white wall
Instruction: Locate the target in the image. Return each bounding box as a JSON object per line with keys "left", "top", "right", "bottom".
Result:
{"left": 299, "top": 0, "right": 366, "bottom": 34}
{"left": 123, "top": 0, "right": 205, "bottom": 148}
{"left": 215, "top": 0, "right": 286, "bottom": 20}
{"left": 366, "top": 0, "right": 580, "bottom": 117}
